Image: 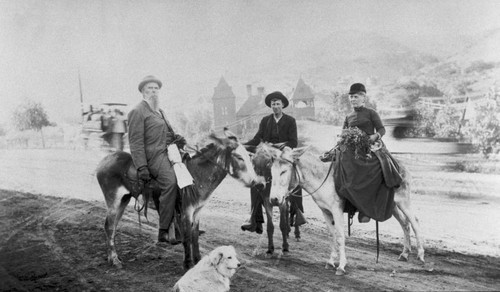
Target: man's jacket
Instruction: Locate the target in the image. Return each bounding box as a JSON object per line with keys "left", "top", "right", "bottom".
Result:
{"left": 127, "top": 100, "right": 175, "bottom": 169}
{"left": 245, "top": 113, "right": 297, "bottom": 148}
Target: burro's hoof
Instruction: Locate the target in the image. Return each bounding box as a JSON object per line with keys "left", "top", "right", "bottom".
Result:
{"left": 325, "top": 261, "right": 339, "bottom": 270}
{"left": 109, "top": 257, "right": 123, "bottom": 269}
{"left": 335, "top": 267, "right": 346, "bottom": 276}
{"left": 398, "top": 253, "right": 409, "bottom": 262}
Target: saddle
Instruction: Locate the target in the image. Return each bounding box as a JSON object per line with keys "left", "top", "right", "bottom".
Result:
{"left": 123, "top": 166, "right": 161, "bottom": 220}
{"left": 123, "top": 152, "right": 192, "bottom": 240}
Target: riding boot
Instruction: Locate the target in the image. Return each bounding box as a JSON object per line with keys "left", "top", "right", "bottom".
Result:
{"left": 241, "top": 186, "right": 264, "bottom": 234}
{"left": 294, "top": 209, "right": 308, "bottom": 226}
{"left": 358, "top": 212, "right": 371, "bottom": 223}
{"left": 241, "top": 209, "right": 263, "bottom": 234}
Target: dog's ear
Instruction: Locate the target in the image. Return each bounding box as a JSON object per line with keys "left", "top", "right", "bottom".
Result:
{"left": 209, "top": 249, "right": 224, "bottom": 267}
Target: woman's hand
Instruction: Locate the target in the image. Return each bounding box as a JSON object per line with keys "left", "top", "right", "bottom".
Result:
{"left": 369, "top": 133, "right": 380, "bottom": 143}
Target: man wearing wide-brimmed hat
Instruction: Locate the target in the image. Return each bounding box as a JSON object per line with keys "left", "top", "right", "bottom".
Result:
{"left": 128, "top": 75, "right": 186, "bottom": 245}
{"left": 241, "top": 91, "right": 305, "bottom": 236}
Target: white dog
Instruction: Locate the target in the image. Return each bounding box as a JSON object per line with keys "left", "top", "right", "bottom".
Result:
{"left": 173, "top": 245, "right": 241, "bottom": 292}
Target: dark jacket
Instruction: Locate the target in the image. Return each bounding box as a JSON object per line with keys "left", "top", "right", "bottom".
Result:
{"left": 127, "top": 100, "right": 175, "bottom": 170}
{"left": 245, "top": 113, "right": 297, "bottom": 148}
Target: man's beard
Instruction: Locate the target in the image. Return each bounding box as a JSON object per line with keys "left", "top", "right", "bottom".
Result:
{"left": 146, "top": 95, "right": 160, "bottom": 109}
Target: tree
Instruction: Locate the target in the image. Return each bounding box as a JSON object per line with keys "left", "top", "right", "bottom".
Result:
{"left": 12, "top": 101, "right": 52, "bottom": 148}
{"left": 316, "top": 91, "right": 377, "bottom": 126}
{"left": 434, "top": 100, "right": 461, "bottom": 139}
{"left": 397, "top": 81, "right": 443, "bottom": 108}
{"left": 173, "top": 107, "right": 213, "bottom": 145}
{"left": 462, "top": 90, "right": 500, "bottom": 158}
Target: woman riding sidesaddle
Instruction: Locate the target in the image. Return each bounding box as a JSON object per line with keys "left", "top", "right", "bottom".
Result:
{"left": 327, "top": 83, "right": 403, "bottom": 223}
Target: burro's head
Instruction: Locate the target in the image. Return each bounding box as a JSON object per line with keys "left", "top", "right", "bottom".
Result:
{"left": 269, "top": 146, "right": 308, "bottom": 205}
{"left": 209, "top": 129, "right": 264, "bottom": 188}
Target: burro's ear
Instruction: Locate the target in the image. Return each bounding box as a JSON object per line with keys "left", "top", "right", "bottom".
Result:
{"left": 291, "top": 146, "right": 309, "bottom": 160}
{"left": 224, "top": 127, "right": 238, "bottom": 141}
{"left": 209, "top": 132, "right": 235, "bottom": 149}
{"left": 258, "top": 142, "right": 279, "bottom": 159}
{"left": 244, "top": 145, "right": 256, "bottom": 153}
{"left": 209, "top": 132, "right": 224, "bottom": 145}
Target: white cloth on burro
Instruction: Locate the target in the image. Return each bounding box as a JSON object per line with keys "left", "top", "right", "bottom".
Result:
{"left": 167, "top": 144, "right": 194, "bottom": 189}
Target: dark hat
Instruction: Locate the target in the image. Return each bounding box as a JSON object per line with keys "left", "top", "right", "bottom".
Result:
{"left": 138, "top": 75, "right": 162, "bottom": 92}
{"left": 348, "top": 83, "right": 366, "bottom": 95}
{"left": 264, "top": 91, "right": 289, "bottom": 108}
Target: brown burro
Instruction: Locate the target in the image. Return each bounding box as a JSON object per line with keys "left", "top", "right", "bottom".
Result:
{"left": 96, "top": 130, "right": 264, "bottom": 270}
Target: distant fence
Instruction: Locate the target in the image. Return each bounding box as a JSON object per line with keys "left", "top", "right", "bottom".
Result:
{"left": 0, "top": 126, "right": 117, "bottom": 151}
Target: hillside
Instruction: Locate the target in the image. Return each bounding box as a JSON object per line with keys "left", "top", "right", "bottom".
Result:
{"left": 413, "top": 28, "right": 500, "bottom": 95}
{"left": 234, "top": 30, "right": 440, "bottom": 98}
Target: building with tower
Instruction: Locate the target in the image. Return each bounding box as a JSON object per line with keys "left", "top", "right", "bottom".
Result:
{"left": 211, "top": 77, "right": 316, "bottom": 136}
{"left": 290, "top": 78, "right": 315, "bottom": 120}
{"left": 211, "top": 76, "right": 237, "bottom": 133}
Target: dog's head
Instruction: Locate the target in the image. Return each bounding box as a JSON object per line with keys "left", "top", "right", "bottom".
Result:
{"left": 209, "top": 245, "right": 241, "bottom": 278}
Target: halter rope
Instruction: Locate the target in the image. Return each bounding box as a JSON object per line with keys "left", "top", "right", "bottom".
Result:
{"left": 279, "top": 156, "right": 334, "bottom": 199}
{"left": 184, "top": 144, "right": 237, "bottom": 178}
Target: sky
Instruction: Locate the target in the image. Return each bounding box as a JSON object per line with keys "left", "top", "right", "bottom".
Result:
{"left": 1, "top": 0, "right": 500, "bottom": 125}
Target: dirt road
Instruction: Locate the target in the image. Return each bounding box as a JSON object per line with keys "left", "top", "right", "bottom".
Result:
{"left": 1, "top": 190, "right": 499, "bottom": 292}
{"left": 0, "top": 148, "right": 499, "bottom": 291}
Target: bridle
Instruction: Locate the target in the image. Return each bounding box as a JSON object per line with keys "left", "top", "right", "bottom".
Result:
{"left": 278, "top": 157, "right": 303, "bottom": 199}
{"left": 277, "top": 155, "right": 334, "bottom": 199}
{"left": 185, "top": 144, "right": 240, "bottom": 178}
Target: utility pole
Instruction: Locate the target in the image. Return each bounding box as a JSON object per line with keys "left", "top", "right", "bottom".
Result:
{"left": 457, "top": 96, "right": 469, "bottom": 137}
{"left": 78, "top": 70, "right": 84, "bottom": 125}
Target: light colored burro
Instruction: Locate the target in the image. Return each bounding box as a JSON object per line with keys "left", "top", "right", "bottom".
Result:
{"left": 261, "top": 144, "right": 425, "bottom": 275}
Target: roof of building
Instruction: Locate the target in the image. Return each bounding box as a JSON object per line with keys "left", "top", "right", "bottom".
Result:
{"left": 212, "top": 76, "right": 236, "bottom": 100}
{"left": 291, "top": 78, "right": 314, "bottom": 101}
{"left": 236, "top": 95, "right": 266, "bottom": 117}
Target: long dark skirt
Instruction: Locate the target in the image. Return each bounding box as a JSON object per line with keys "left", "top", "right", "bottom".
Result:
{"left": 334, "top": 145, "right": 400, "bottom": 222}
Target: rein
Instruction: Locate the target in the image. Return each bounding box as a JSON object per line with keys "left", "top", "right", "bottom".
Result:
{"left": 184, "top": 144, "right": 237, "bottom": 178}
{"left": 281, "top": 157, "right": 334, "bottom": 198}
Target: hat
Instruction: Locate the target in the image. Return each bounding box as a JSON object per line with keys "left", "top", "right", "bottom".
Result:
{"left": 138, "top": 75, "right": 162, "bottom": 92}
{"left": 348, "top": 83, "right": 366, "bottom": 95}
{"left": 264, "top": 91, "right": 289, "bottom": 108}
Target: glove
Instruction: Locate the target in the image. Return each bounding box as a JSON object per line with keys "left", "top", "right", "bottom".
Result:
{"left": 319, "top": 149, "right": 335, "bottom": 163}
{"left": 271, "top": 142, "right": 287, "bottom": 150}
{"left": 173, "top": 134, "right": 187, "bottom": 149}
{"left": 138, "top": 166, "right": 151, "bottom": 181}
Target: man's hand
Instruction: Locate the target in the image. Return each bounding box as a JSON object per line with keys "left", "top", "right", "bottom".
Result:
{"left": 173, "top": 134, "right": 187, "bottom": 149}
{"left": 138, "top": 167, "right": 151, "bottom": 181}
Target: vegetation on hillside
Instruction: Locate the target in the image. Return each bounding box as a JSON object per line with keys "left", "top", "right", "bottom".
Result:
{"left": 315, "top": 91, "right": 376, "bottom": 126}
{"left": 462, "top": 88, "right": 500, "bottom": 157}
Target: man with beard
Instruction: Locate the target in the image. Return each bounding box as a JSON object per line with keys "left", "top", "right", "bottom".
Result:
{"left": 128, "top": 75, "right": 186, "bottom": 245}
